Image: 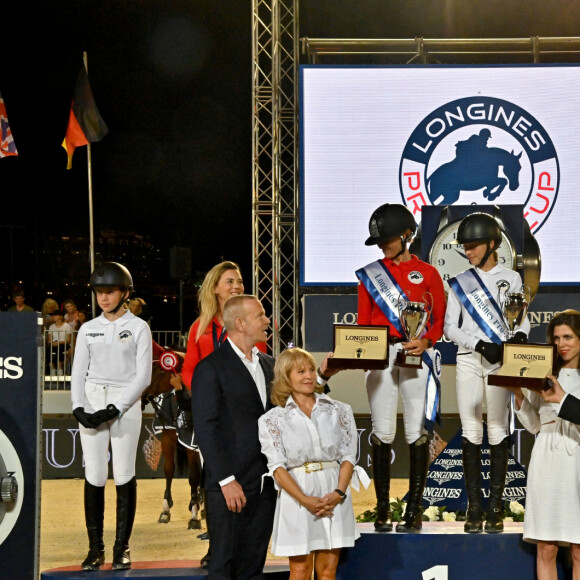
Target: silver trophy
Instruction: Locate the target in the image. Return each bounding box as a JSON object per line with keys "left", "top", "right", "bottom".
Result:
{"left": 500, "top": 285, "right": 531, "bottom": 338}
{"left": 395, "top": 293, "right": 432, "bottom": 368}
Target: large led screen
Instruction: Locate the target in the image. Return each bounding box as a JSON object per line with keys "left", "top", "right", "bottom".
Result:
{"left": 300, "top": 65, "right": 580, "bottom": 286}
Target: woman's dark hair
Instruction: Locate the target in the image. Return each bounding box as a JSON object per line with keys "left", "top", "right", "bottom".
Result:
{"left": 547, "top": 309, "right": 580, "bottom": 375}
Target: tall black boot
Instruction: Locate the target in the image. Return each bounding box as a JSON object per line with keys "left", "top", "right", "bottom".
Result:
{"left": 81, "top": 481, "right": 105, "bottom": 571}
{"left": 371, "top": 434, "right": 393, "bottom": 532}
{"left": 396, "top": 435, "right": 429, "bottom": 533}
{"left": 484, "top": 437, "right": 509, "bottom": 533}
{"left": 112, "top": 477, "right": 137, "bottom": 570}
{"left": 462, "top": 438, "right": 484, "bottom": 533}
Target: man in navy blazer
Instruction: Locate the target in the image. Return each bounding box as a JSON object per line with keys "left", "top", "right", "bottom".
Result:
{"left": 542, "top": 374, "right": 580, "bottom": 424}
{"left": 191, "top": 294, "right": 276, "bottom": 579}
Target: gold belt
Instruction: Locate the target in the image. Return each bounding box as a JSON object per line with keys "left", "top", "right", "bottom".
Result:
{"left": 291, "top": 460, "right": 339, "bottom": 473}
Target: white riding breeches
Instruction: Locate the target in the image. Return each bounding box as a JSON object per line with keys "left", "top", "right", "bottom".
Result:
{"left": 366, "top": 343, "right": 429, "bottom": 445}
{"left": 79, "top": 381, "right": 142, "bottom": 487}
{"left": 456, "top": 351, "right": 509, "bottom": 446}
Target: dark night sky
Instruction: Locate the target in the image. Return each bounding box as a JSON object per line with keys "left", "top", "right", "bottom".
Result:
{"left": 1, "top": 0, "right": 579, "bottom": 318}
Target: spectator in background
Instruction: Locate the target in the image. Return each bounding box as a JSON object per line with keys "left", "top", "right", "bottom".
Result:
{"left": 77, "top": 310, "right": 89, "bottom": 328}
{"left": 128, "top": 296, "right": 152, "bottom": 325}
{"left": 42, "top": 298, "right": 60, "bottom": 328}
{"left": 8, "top": 289, "right": 34, "bottom": 312}
{"left": 47, "top": 310, "right": 72, "bottom": 375}
{"left": 64, "top": 299, "right": 80, "bottom": 330}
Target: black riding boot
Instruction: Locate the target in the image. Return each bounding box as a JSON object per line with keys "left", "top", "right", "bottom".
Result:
{"left": 462, "top": 438, "right": 484, "bottom": 533}
{"left": 396, "top": 435, "right": 429, "bottom": 533}
{"left": 81, "top": 481, "right": 105, "bottom": 571}
{"left": 485, "top": 437, "right": 509, "bottom": 533}
{"left": 112, "top": 477, "right": 137, "bottom": 570}
{"left": 371, "top": 434, "right": 393, "bottom": 532}
{"left": 484, "top": 437, "right": 509, "bottom": 534}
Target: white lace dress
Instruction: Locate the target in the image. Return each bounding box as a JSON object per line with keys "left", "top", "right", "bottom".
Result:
{"left": 258, "top": 393, "right": 366, "bottom": 556}
{"left": 516, "top": 368, "right": 580, "bottom": 545}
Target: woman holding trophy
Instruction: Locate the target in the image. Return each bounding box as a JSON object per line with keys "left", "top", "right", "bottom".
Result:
{"left": 443, "top": 212, "right": 530, "bottom": 534}
{"left": 356, "top": 203, "right": 446, "bottom": 533}
{"left": 509, "top": 310, "right": 580, "bottom": 579}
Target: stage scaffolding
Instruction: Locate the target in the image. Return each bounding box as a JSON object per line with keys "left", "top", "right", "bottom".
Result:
{"left": 251, "top": 5, "right": 580, "bottom": 354}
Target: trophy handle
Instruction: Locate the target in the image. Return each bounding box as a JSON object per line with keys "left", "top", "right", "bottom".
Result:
{"left": 522, "top": 284, "right": 532, "bottom": 305}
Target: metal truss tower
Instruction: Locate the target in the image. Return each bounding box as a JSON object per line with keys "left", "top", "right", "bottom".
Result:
{"left": 252, "top": 0, "right": 299, "bottom": 355}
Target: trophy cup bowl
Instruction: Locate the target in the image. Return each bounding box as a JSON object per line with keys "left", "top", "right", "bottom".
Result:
{"left": 501, "top": 285, "right": 530, "bottom": 338}
{"left": 395, "top": 299, "right": 431, "bottom": 368}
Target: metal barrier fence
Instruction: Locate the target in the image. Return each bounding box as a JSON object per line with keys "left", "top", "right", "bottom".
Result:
{"left": 42, "top": 329, "right": 183, "bottom": 391}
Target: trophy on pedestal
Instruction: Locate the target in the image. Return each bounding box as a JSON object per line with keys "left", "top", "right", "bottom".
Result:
{"left": 395, "top": 293, "right": 432, "bottom": 369}
{"left": 489, "top": 285, "right": 555, "bottom": 391}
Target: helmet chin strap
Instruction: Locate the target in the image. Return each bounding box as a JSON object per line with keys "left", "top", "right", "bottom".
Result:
{"left": 477, "top": 241, "right": 495, "bottom": 268}
{"left": 103, "top": 289, "right": 129, "bottom": 315}
{"left": 393, "top": 233, "right": 414, "bottom": 260}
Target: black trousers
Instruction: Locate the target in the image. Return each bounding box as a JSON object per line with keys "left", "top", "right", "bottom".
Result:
{"left": 206, "top": 480, "right": 276, "bottom": 580}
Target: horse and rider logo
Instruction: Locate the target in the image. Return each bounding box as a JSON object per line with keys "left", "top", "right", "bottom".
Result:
{"left": 399, "top": 96, "right": 559, "bottom": 233}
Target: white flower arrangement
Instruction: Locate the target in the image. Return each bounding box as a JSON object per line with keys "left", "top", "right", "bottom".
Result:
{"left": 357, "top": 499, "right": 525, "bottom": 524}
{"left": 442, "top": 511, "right": 457, "bottom": 522}
{"left": 509, "top": 501, "right": 525, "bottom": 516}
{"left": 424, "top": 506, "right": 440, "bottom": 521}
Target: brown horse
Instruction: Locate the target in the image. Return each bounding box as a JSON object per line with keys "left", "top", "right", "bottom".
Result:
{"left": 142, "top": 345, "right": 203, "bottom": 529}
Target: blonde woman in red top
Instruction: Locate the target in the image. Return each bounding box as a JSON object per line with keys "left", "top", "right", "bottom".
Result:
{"left": 181, "top": 261, "right": 265, "bottom": 567}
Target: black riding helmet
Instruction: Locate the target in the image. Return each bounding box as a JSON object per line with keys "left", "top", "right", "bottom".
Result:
{"left": 90, "top": 262, "right": 133, "bottom": 313}
{"left": 453, "top": 213, "right": 502, "bottom": 268}
{"left": 365, "top": 203, "right": 417, "bottom": 247}
{"left": 454, "top": 213, "right": 502, "bottom": 247}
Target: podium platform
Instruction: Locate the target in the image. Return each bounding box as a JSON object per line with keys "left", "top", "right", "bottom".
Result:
{"left": 41, "top": 524, "right": 574, "bottom": 580}
{"left": 41, "top": 561, "right": 290, "bottom": 579}
{"left": 337, "top": 522, "right": 572, "bottom": 580}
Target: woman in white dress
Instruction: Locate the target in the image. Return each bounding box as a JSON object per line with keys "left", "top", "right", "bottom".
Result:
{"left": 258, "top": 348, "right": 368, "bottom": 580}
{"left": 508, "top": 309, "right": 580, "bottom": 579}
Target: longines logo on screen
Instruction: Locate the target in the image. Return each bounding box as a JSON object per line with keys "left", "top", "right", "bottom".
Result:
{"left": 0, "top": 357, "right": 24, "bottom": 380}
{"left": 399, "top": 96, "right": 559, "bottom": 234}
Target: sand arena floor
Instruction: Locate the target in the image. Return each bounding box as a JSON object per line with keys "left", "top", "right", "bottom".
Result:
{"left": 40, "top": 478, "right": 408, "bottom": 571}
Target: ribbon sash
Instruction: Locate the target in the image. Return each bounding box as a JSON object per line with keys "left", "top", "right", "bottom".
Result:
{"left": 355, "top": 260, "right": 406, "bottom": 336}
{"left": 448, "top": 268, "right": 507, "bottom": 345}
{"left": 423, "top": 348, "right": 441, "bottom": 432}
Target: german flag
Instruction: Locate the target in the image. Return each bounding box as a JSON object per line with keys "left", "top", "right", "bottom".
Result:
{"left": 62, "top": 65, "right": 108, "bottom": 169}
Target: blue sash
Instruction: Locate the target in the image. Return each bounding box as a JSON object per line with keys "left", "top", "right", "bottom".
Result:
{"left": 449, "top": 269, "right": 515, "bottom": 438}
{"left": 356, "top": 260, "right": 440, "bottom": 432}
{"left": 355, "top": 260, "right": 406, "bottom": 336}
{"left": 422, "top": 349, "right": 441, "bottom": 431}
{"left": 447, "top": 268, "right": 507, "bottom": 345}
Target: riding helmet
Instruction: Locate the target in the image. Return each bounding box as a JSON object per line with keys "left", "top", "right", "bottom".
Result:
{"left": 365, "top": 203, "right": 417, "bottom": 246}
{"left": 454, "top": 213, "right": 502, "bottom": 247}
{"left": 90, "top": 262, "right": 134, "bottom": 291}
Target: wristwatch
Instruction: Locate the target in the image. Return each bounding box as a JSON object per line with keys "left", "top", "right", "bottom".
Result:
{"left": 334, "top": 488, "right": 347, "bottom": 504}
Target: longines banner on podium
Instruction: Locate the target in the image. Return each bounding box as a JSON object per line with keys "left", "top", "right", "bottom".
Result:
{"left": 300, "top": 65, "right": 580, "bottom": 288}
{"left": 0, "top": 312, "right": 42, "bottom": 580}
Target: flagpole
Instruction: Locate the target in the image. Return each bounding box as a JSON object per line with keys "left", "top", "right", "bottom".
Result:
{"left": 83, "top": 51, "right": 97, "bottom": 318}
